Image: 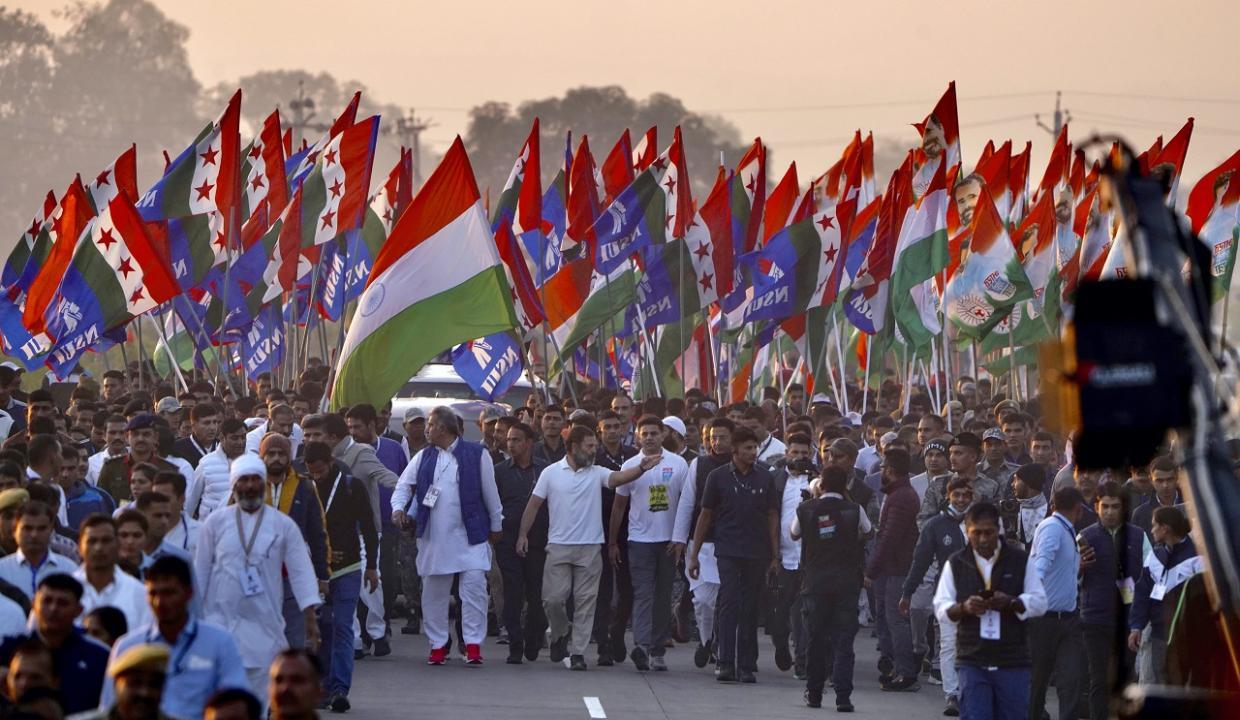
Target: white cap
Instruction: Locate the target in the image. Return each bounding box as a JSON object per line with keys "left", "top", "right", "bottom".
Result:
{"left": 662, "top": 416, "right": 687, "bottom": 438}
{"left": 229, "top": 453, "right": 267, "bottom": 485}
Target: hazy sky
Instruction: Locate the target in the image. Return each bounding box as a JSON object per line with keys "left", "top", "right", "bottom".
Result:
{"left": 18, "top": 0, "right": 1240, "bottom": 187}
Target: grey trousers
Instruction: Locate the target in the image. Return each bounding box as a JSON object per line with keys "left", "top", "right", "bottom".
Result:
{"left": 543, "top": 543, "right": 603, "bottom": 657}
{"left": 628, "top": 541, "right": 675, "bottom": 657}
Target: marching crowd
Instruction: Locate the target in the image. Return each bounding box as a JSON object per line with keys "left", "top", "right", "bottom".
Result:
{"left": 0, "top": 360, "right": 1206, "bottom": 720}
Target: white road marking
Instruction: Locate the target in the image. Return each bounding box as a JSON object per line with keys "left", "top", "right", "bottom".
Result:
{"left": 584, "top": 696, "right": 606, "bottom": 718}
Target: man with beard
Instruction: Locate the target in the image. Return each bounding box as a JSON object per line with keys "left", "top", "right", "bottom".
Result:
{"left": 98, "top": 414, "right": 179, "bottom": 505}
{"left": 261, "top": 433, "right": 330, "bottom": 650}
{"left": 195, "top": 454, "right": 321, "bottom": 705}
{"left": 672, "top": 417, "right": 736, "bottom": 668}
{"left": 920, "top": 434, "right": 1000, "bottom": 525}
{"left": 517, "top": 425, "right": 657, "bottom": 671}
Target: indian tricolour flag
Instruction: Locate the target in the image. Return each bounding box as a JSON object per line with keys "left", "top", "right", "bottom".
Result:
{"left": 889, "top": 159, "right": 949, "bottom": 349}
{"left": 331, "top": 138, "right": 517, "bottom": 408}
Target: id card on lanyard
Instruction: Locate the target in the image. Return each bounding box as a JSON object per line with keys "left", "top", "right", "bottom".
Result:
{"left": 976, "top": 546, "right": 1002, "bottom": 641}
{"left": 236, "top": 507, "right": 267, "bottom": 597}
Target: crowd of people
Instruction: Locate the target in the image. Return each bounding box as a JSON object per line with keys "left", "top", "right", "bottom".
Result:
{"left": 0, "top": 359, "right": 1206, "bottom": 720}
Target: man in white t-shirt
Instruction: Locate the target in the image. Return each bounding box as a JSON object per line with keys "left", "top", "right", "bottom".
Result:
{"left": 516, "top": 425, "right": 659, "bottom": 672}
{"left": 610, "top": 415, "right": 688, "bottom": 672}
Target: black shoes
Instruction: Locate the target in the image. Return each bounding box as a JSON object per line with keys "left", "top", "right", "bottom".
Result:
{"left": 630, "top": 646, "right": 650, "bottom": 671}
{"left": 328, "top": 694, "right": 350, "bottom": 713}
{"left": 774, "top": 638, "right": 792, "bottom": 672}
{"left": 738, "top": 669, "right": 756, "bottom": 684}
{"left": 549, "top": 636, "right": 569, "bottom": 663}
{"left": 837, "top": 697, "right": 855, "bottom": 713}
{"left": 943, "top": 695, "right": 960, "bottom": 716}
{"left": 401, "top": 616, "right": 420, "bottom": 635}
{"left": 596, "top": 655, "right": 614, "bottom": 667}
{"left": 372, "top": 637, "right": 391, "bottom": 657}
{"left": 694, "top": 641, "right": 711, "bottom": 668}
{"left": 804, "top": 690, "right": 822, "bottom": 708}
{"left": 715, "top": 665, "right": 736, "bottom": 682}
{"left": 570, "top": 654, "right": 587, "bottom": 671}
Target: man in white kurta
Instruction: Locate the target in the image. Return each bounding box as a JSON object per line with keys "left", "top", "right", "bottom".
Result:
{"left": 194, "top": 453, "right": 321, "bottom": 700}
{"left": 392, "top": 407, "right": 503, "bottom": 665}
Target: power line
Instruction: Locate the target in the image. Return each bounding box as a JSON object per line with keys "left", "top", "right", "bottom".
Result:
{"left": 1063, "top": 89, "right": 1240, "bottom": 105}
{"left": 700, "top": 90, "right": 1055, "bottom": 114}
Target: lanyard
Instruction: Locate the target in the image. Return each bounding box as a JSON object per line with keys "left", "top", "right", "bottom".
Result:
{"left": 324, "top": 473, "right": 343, "bottom": 514}
{"left": 151, "top": 622, "right": 199, "bottom": 674}
{"left": 974, "top": 545, "right": 1000, "bottom": 591}
{"left": 27, "top": 555, "right": 48, "bottom": 596}
{"left": 235, "top": 507, "right": 266, "bottom": 563}
{"left": 189, "top": 436, "right": 215, "bottom": 458}
{"left": 1053, "top": 515, "right": 1079, "bottom": 560}
{"left": 178, "top": 514, "right": 189, "bottom": 550}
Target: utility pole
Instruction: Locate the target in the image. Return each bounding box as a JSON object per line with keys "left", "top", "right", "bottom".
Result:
{"left": 394, "top": 109, "right": 434, "bottom": 187}
{"left": 287, "top": 81, "right": 331, "bottom": 148}
{"left": 1036, "top": 91, "right": 1073, "bottom": 137}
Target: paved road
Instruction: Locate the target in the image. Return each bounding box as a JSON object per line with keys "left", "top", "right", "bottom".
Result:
{"left": 344, "top": 625, "right": 957, "bottom": 719}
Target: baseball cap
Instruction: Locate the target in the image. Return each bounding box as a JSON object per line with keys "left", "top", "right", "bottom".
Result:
{"left": 155, "top": 397, "right": 181, "bottom": 414}
{"left": 982, "top": 427, "right": 1007, "bottom": 443}
{"left": 950, "top": 432, "right": 982, "bottom": 452}
{"left": 125, "top": 413, "right": 157, "bottom": 432}
{"left": 879, "top": 431, "right": 900, "bottom": 448}
{"left": 662, "top": 416, "right": 687, "bottom": 438}
{"left": 479, "top": 406, "right": 504, "bottom": 423}
{"left": 403, "top": 407, "right": 426, "bottom": 423}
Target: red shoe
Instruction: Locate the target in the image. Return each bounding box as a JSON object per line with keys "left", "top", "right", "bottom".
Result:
{"left": 427, "top": 646, "right": 449, "bottom": 665}
{"left": 466, "top": 643, "right": 484, "bottom": 665}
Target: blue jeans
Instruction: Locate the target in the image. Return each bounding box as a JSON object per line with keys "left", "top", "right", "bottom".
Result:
{"left": 957, "top": 665, "right": 1030, "bottom": 720}
{"left": 319, "top": 570, "right": 363, "bottom": 696}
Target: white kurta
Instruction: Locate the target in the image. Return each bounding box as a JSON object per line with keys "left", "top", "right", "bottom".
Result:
{"left": 392, "top": 440, "right": 503, "bottom": 577}
{"left": 194, "top": 505, "right": 319, "bottom": 669}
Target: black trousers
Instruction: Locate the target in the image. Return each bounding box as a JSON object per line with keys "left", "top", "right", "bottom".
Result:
{"left": 379, "top": 531, "right": 401, "bottom": 620}
{"left": 496, "top": 539, "right": 548, "bottom": 653}
{"left": 593, "top": 543, "right": 632, "bottom": 658}
{"left": 1081, "top": 621, "right": 1134, "bottom": 720}
{"left": 716, "top": 556, "right": 766, "bottom": 672}
{"left": 1028, "top": 613, "right": 1085, "bottom": 720}
{"left": 803, "top": 590, "right": 859, "bottom": 701}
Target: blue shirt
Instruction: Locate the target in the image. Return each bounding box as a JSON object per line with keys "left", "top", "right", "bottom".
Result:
{"left": 1031, "top": 512, "right": 1081, "bottom": 612}
{"left": 0, "top": 628, "right": 109, "bottom": 714}
{"left": 103, "top": 619, "right": 249, "bottom": 720}
{"left": 0, "top": 550, "right": 77, "bottom": 600}
{"left": 65, "top": 481, "right": 116, "bottom": 532}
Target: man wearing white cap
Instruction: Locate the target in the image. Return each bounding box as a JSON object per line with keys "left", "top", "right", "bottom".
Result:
{"left": 660, "top": 416, "right": 696, "bottom": 464}
{"left": 195, "top": 453, "right": 321, "bottom": 700}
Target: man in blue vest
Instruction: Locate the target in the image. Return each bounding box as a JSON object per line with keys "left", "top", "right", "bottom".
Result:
{"left": 933, "top": 502, "right": 1047, "bottom": 720}
{"left": 391, "top": 406, "right": 503, "bottom": 666}
{"left": 1079, "top": 481, "right": 1149, "bottom": 720}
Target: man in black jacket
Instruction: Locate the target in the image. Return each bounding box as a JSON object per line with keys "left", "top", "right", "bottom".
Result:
{"left": 494, "top": 422, "right": 548, "bottom": 664}
{"left": 793, "top": 465, "right": 871, "bottom": 711}
{"left": 305, "top": 441, "right": 377, "bottom": 714}
{"left": 933, "top": 503, "right": 1048, "bottom": 720}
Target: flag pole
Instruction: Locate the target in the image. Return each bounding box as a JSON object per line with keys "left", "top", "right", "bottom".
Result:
{"left": 153, "top": 305, "right": 189, "bottom": 394}
{"left": 1221, "top": 289, "right": 1231, "bottom": 356}
{"left": 831, "top": 312, "right": 850, "bottom": 415}
{"left": 1007, "top": 329, "right": 1018, "bottom": 402}
{"left": 861, "top": 334, "right": 871, "bottom": 414}
{"left": 135, "top": 314, "right": 149, "bottom": 390}
{"left": 179, "top": 303, "right": 241, "bottom": 397}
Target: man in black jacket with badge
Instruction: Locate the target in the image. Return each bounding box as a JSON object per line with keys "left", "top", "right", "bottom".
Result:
{"left": 793, "top": 465, "right": 871, "bottom": 711}
{"left": 494, "top": 422, "right": 548, "bottom": 664}
{"left": 933, "top": 503, "right": 1048, "bottom": 720}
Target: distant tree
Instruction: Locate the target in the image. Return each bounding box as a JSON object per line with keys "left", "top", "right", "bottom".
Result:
{"left": 464, "top": 85, "right": 747, "bottom": 202}
{"left": 50, "top": 0, "right": 202, "bottom": 191}
{"left": 0, "top": 8, "right": 57, "bottom": 231}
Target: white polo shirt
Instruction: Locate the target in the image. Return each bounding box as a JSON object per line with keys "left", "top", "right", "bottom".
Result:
{"left": 531, "top": 459, "right": 611, "bottom": 545}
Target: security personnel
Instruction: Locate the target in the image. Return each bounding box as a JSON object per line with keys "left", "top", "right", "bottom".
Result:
{"left": 793, "top": 465, "right": 871, "bottom": 711}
